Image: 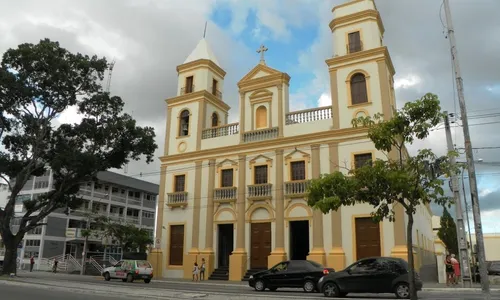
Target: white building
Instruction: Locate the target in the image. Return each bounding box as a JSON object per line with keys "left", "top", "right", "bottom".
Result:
{"left": 0, "top": 183, "right": 8, "bottom": 209}
{"left": 150, "top": 0, "right": 436, "bottom": 281}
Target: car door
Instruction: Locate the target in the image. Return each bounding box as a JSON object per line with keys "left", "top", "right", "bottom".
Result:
{"left": 116, "top": 261, "right": 129, "bottom": 279}
{"left": 111, "top": 261, "right": 123, "bottom": 278}
{"left": 266, "top": 262, "right": 290, "bottom": 287}
{"left": 343, "top": 258, "right": 378, "bottom": 293}
{"left": 284, "top": 261, "right": 306, "bottom": 288}
{"left": 369, "top": 258, "right": 402, "bottom": 293}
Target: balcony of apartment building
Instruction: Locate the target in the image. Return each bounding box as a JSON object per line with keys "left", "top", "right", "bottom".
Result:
{"left": 92, "top": 203, "right": 108, "bottom": 218}
{"left": 110, "top": 187, "right": 127, "bottom": 204}
{"left": 126, "top": 209, "right": 140, "bottom": 225}
{"left": 71, "top": 200, "right": 91, "bottom": 217}
{"left": 109, "top": 205, "right": 125, "bottom": 222}
{"left": 214, "top": 168, "right": 237, "bottom": 204}
{"left": 142, "top": 193, "right": 156, "bottom": 209}
{"left": 141, "top": 211, "right": 155, "bottom": 227}
{"left": 127, "top": 190, "right": 142, "bottom": 207}
{"left": 167, "top": 174, "right": 188, "bottom": 208}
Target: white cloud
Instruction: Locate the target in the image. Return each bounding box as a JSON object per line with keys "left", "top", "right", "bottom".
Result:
{"left": 317, "top": 93, "right": 332, "bottom": 107}
{"left": 394, "top": 74, "right": 422, "bottom": 90}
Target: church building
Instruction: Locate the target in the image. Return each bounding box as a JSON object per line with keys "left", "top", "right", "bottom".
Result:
{"left": 151, "top": 0, "right": 436, "bottom": 281}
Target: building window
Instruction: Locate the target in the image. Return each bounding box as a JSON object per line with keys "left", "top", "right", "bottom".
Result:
{"left": 169, "top": 225, "right": 184, "bottom": 266}
{"left": 255, "top": 105, "right": 268, "bottom": 129}
{"left": 179, "top": 110, "right": 190, "bottom": 136}
{"left": 27, "top": 227, "right": 42, "bottom": 235}
{"left": 174, "top": 175, "right": 186, "bottom": 192}
{"left": 142, "top": 211, "right": 154, "bottom": 219}
{"left": 184, "top": 76, "right": 194, "bottom": 93}
{"left": 25, "top": 239, "right": 41, "bottom": 247}
{"left": 211, "top": 112, "right": 219, "bottom": 127}
{"left": 254, "top": 165, "right": 268, "bottom": 184}
{"left": 350, "top": 73, "right": 369, "bottom": 105}
{"left": 221, "top": 169, "right": 234, "bottom": 187}
{"left": 348, "top": 31, "right": 362, "bottom": 53}
{"left": 212, "top": 79, "right": 218, "bottom": 96}
{"left": 290, "top": 161, "right": 306, "bottom": 181}
{"left": 24, "top": 251, "right": 39, "bottom": 258}
{"left": 354, "top": 153, "right": 373, "bottom": 169}
{"left": 34, "top": 181, "right": 49, "bottom": 189}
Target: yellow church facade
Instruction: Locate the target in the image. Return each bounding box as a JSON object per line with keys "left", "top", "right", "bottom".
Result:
{"left": 151, "top": 0, "right": 436, "bottom": 281}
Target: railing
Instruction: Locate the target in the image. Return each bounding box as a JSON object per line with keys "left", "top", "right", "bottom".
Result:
{"left": 110, "top": 194, "right": 126, "bottom": 203}
{"left": 202, "top": 123, "right": 239, "bottom": 139}
{"left": 127, "top": 198, "right": 142, "bottom": 206}
{"left": 347, "top": 41, "right": 363, "bottom": 54}
{"left": 77, "top": 189, "right": 92, "bottom": 197}
{"left": 214, "top": 187, "right": 237, "bottom": 201}
{"left": 109, "top": 256, "right": 118, "bottom": 265}
{"left": 248, "top": 183, "right": 273, "bottom": 199}
{"left": 93, "top": 191, "right": 109, "bottom": 199}
{"left": 167, "top": 192, "right": 188, "bottom": 206}
{"left": 285, "top": 106, "right": 332, "bottom": 125}
{"left": 210, "top": 87, "right": 222, "bottom": 99}
{"left": 127, "top": 216, "right": 140, "bottom": 224}
{"left": 109, "top": 214, "right": 125, "bottom": 222}
{"left": 89, "top": 256, "right": 103, "bottom": 273}
{"left": 284, "top": 180, "right": 311, "bottom": 196}
{"left": 243, "top": 127, "right": 278, "bottom": 143}
{"left": 66, "top": 254, "right": 82, "bottom": 272}
{"left": 180, "top": 85, "right": 195, "bottom": 95}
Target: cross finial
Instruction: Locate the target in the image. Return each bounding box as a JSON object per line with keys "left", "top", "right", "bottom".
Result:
{"left": 256, "top": 44, "right": 268, "bottom": 65}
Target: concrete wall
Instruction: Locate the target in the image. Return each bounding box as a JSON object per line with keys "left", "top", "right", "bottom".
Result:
{"left": 45, "top": 216, "right": 68, "bottom": 237}
{"left": 42, "top": 240, "right": 65, "bottom": 258}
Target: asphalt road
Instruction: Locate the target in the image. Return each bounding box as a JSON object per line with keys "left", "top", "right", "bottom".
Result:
{"left": 1, "top": 284, "right": 131, "bottom": 300}
{"left": 7, "top": 272, "right": 500, "bottom": 300}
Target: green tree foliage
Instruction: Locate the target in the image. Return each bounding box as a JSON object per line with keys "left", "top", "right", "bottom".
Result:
{"left": 0, "top": 39, "right": 157, "bottom": 275}
{"left": 307, "top": 93, "right": 458, "bottom": 299}
{"left": 437, "top": 207, "right": 458, "bottom": 255}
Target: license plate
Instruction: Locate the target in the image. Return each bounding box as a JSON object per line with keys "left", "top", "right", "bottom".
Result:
{"left": 142, "top": 275, "right": 149, "bottom": 279}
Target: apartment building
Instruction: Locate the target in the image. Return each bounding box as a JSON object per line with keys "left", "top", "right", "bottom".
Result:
{"left": 150, "top": 0, "right": 435, "bottom": 281}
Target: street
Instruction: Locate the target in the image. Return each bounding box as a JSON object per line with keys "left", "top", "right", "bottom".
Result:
{"left": 1, "top": 272, "right": 499, "bottom": 300}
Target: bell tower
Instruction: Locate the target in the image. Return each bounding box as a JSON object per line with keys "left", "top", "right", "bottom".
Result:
{"left": 164, "top": 38, "right": 231, "bottom": 156}
{"left": 327, "top": 0, "right": 396, "bottom": 130}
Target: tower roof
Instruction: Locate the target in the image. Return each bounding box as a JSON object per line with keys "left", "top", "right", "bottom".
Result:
{"left": 183, "top": 38, "right": 220, "bottom": 66}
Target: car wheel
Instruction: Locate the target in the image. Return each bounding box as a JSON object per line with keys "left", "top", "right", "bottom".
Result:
{"left": 144, "top": 279, "right": 151, "bottom": 284}
{"left": 126, "top": 274, "right": 134, "bottom": 283}
{"left": 322, "top": 282, "right": 340, "bottom": 298}
{"left": 303, "top": 280, "right": 315, "bottom": 293}
{"left": 254, "top": 279, "right": 265, "bottom": 291}
{"left": 395, "top": 282, "right": 410, "bottom": 299}
{"left": 104, "top": 272, "right": 111, "bottom": 281}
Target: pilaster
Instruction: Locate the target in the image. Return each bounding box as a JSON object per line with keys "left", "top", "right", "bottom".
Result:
{"left": 307, "top": 144, "right": 326, "bottom": 265}
{"left": 184, "top": 160, "right": 202, "bottom": 278}
{"left": 229, "top": 154, "right": 247, "bottom": 281}
{"left": 268, "top": 149, "right": 287, "bottom": 267}
{"left": 201, "top": 159, "right": 216, "bottom": 278}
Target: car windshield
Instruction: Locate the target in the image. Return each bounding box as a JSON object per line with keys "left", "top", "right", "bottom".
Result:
{"left": 398, "top": 259, "right": 409, "bottom": 271}
{"left": 137, "top": 261, "right": 151, "bottom": 268}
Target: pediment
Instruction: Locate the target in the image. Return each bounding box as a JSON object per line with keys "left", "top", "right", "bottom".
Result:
{"left": 285, "top": 149, "right": 311, "bottom": 164}
{"left": 238, "top": 64, "right": 282, "bottom": 84}
{"left": 217, "top": 158, "right": 238, "bottom": 167}
{"left": 249, "top": 154, "right": 273, "bottom": 168}
{"left": 249, "top": 89, "right": 273, "bottom": 100}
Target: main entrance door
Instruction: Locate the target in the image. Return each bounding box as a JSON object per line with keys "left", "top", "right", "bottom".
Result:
{"left": 289, "top": 220, "right": 309, "bottom": 260}
{"left": 250, "top": 222, "right": 271, "bottom": 269}
{"left": 355, "top": 217, "right": 381, "bottom": 260}
{"left": 217, "top": 224, "right": 234, "bottom": 268}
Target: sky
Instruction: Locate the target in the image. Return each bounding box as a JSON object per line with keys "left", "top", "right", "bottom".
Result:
{"left": 1, "top": 0, "right": 499, "bottom": 233}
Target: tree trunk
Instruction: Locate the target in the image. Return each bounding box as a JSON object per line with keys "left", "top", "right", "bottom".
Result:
{"left": 1, "top": 234, "right": 18, "bottom": 276}
{"left": 406, "top": 212, "right": 418, "bottom": 300}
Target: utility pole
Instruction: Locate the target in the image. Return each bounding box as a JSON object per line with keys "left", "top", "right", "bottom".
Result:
{"left": 80, "top": 214, "right": 90, "bottom": 275}
{"left": 444, "top": 113, "right": 472, "bottom": 287}
{"left": 443, "top": 1, "right": 490, "bottom": 298}
{"left": 461, "top": 171, "right": 475, "bottom": 268}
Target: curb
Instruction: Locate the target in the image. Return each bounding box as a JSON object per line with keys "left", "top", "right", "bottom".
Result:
{"left": 423, "top": 287, "right": 500, "bottom": 292}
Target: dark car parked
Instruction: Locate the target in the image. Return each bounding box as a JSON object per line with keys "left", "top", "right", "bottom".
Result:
{"left": 317, "top": 257, "right": 423, "bottom": 299}
{"left": 488, "top": 261, "right": 500, "bottom": 275}
{"left": 249, "top": 260, "right": 334, "bottom": 293}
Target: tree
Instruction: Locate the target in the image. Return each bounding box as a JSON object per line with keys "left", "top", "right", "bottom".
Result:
{"left": 437, "top": 207, "right": 458, "bottom": 255}
{"left": 0, "top": 39, "right": 157, "bottom": 275}
{"left": 307, "top": 93, "right": 458, "bottom": 300}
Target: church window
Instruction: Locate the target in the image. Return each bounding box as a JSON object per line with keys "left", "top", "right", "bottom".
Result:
{"left": 350, "top": 73, "right": 369, "bottom": 105}
{"left": 211, "top": 112, "right": 219, "bottom": 127}
{"left": 221, "top": 169, "right": 234, "bottom": 187}
{"left": 184, "top": 76, "right": 194, "bottom": 94}
{"left": 254, "top": 165, "right": 268, "bottom": 184}
{"left": 212, "top": 79, "right": 218, "bottom": 96}
{"left": 255, "top": 105, "right": 268, "bottom": 129}
{"left": 174, "top": 175, "right": 186, "bottom": 192}
{"left": 179, "top": 110, "right": 190, "bottom": 136}
{"left": 354, "top": 153, "right": 373, "bottom": 169}
{"left": 348, "top": 31, "right": 362, "bottom": 53}
{"left": 290, "top": 161, "right": 306, "bottom": 181}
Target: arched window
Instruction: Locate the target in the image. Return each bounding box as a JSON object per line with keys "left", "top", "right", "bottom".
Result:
{"left": 211, "top": 112, "right": 219, "bottom": 127}
{"left": 256, "top": 105, "right": 268, "bottom": 129}
{"left": 350, "top": 73, "right": 368, "bottom": 105}
{"left": 179, "top": 110, "right": 190, "bottom": 136}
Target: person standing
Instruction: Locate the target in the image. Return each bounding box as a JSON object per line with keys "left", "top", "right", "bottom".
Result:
{"left": 192, "top": 262, "right": 199, "bottom": 282}
{"left": 200, "top": 258, "right": 206, "bottom": 281}
{"left": 445, "top": 255, "right": 454, "bottom": 286}
{"left": 29, "top": 256, "right": 35, "bottom": 272}
{"left": 52, "top": 258, "right": 58, "bottom": 273}
{"left": 451, "top": 254, "right": 461, "bottom": 284}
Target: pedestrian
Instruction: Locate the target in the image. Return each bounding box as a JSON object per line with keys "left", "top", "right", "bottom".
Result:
{"left": 451, "top": 254, "right": 461, "bottom": 284}
{"left": 192, "top": 262, "right": 199, "bottom": 282}
{"left": 200, "top": 258, "right": 206, "bottom": 281}
{"left": 30, "top": 255, "right": 35, "bottom": 272}
{"left": 445, "top": 255, "right": 454, "bottom": 286}
{"left": 53, "top": 259, "right": 58, "bottom": 273}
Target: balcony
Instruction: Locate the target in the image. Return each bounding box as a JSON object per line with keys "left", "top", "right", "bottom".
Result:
{"left": 167, "top": 192, "right": 188, "bottom": 208}
{"left": 285, "top": 106, "right": 332, "bottom": 125}
{"left": 284, "top": 180, "right": 311, "bottom": 197}
{"left": 243, "top": 127, "right": 278, "bottom": 143}
{"left": 127, "top": 216, "right": 140, "bottom": 225}
{"left": 77, "top": 189, "right": 92, "bottom": 197}
{"left": 110, "top": 194, "right": 126, "bottom": 203}
{"left": 347, "top": 41, "right": 363, "bottom": 54}
{"left": 109, "top": 214, "right": 125, "bottom": 222}
{"left": 202, "top": 123, "right": 239, "bottom": 139}
{"left": 214, "top": 187, "right": 237, "bottom": 203}
{"left": 180, "top": 85, "right": 195, "bottom": 95}
{"left": 210, "top": 87, "right": 222, "bottom": 99}
{"left": 248, "top": 183, "right": 273, "bottom": 200}
{"left": 127, "top": 198, "right": 142, "bottom": 206}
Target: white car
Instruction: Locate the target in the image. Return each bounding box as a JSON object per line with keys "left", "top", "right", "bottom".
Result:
{"left": 102, "top": 259, "right": 153, "bottom": 283}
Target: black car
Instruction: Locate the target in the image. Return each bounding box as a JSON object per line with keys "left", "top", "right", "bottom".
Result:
{"left": 249, "top": 260, "right": 335, "bottom": 292}
{"left": 488, "top": 261, "right": 500, "bottom": 275}
{"left": 317, "top": 257, "right": 423, "bottom": 299}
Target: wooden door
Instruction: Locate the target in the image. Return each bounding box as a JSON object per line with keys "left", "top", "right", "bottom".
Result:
{"left": 355, "top": 217, "right": 381, "bottom": 260}
{"left": 251, "top": 222, "right": 271, "bottom": 269}
{"left": 169, "top": 225, "right": 184, "bottom": 266}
